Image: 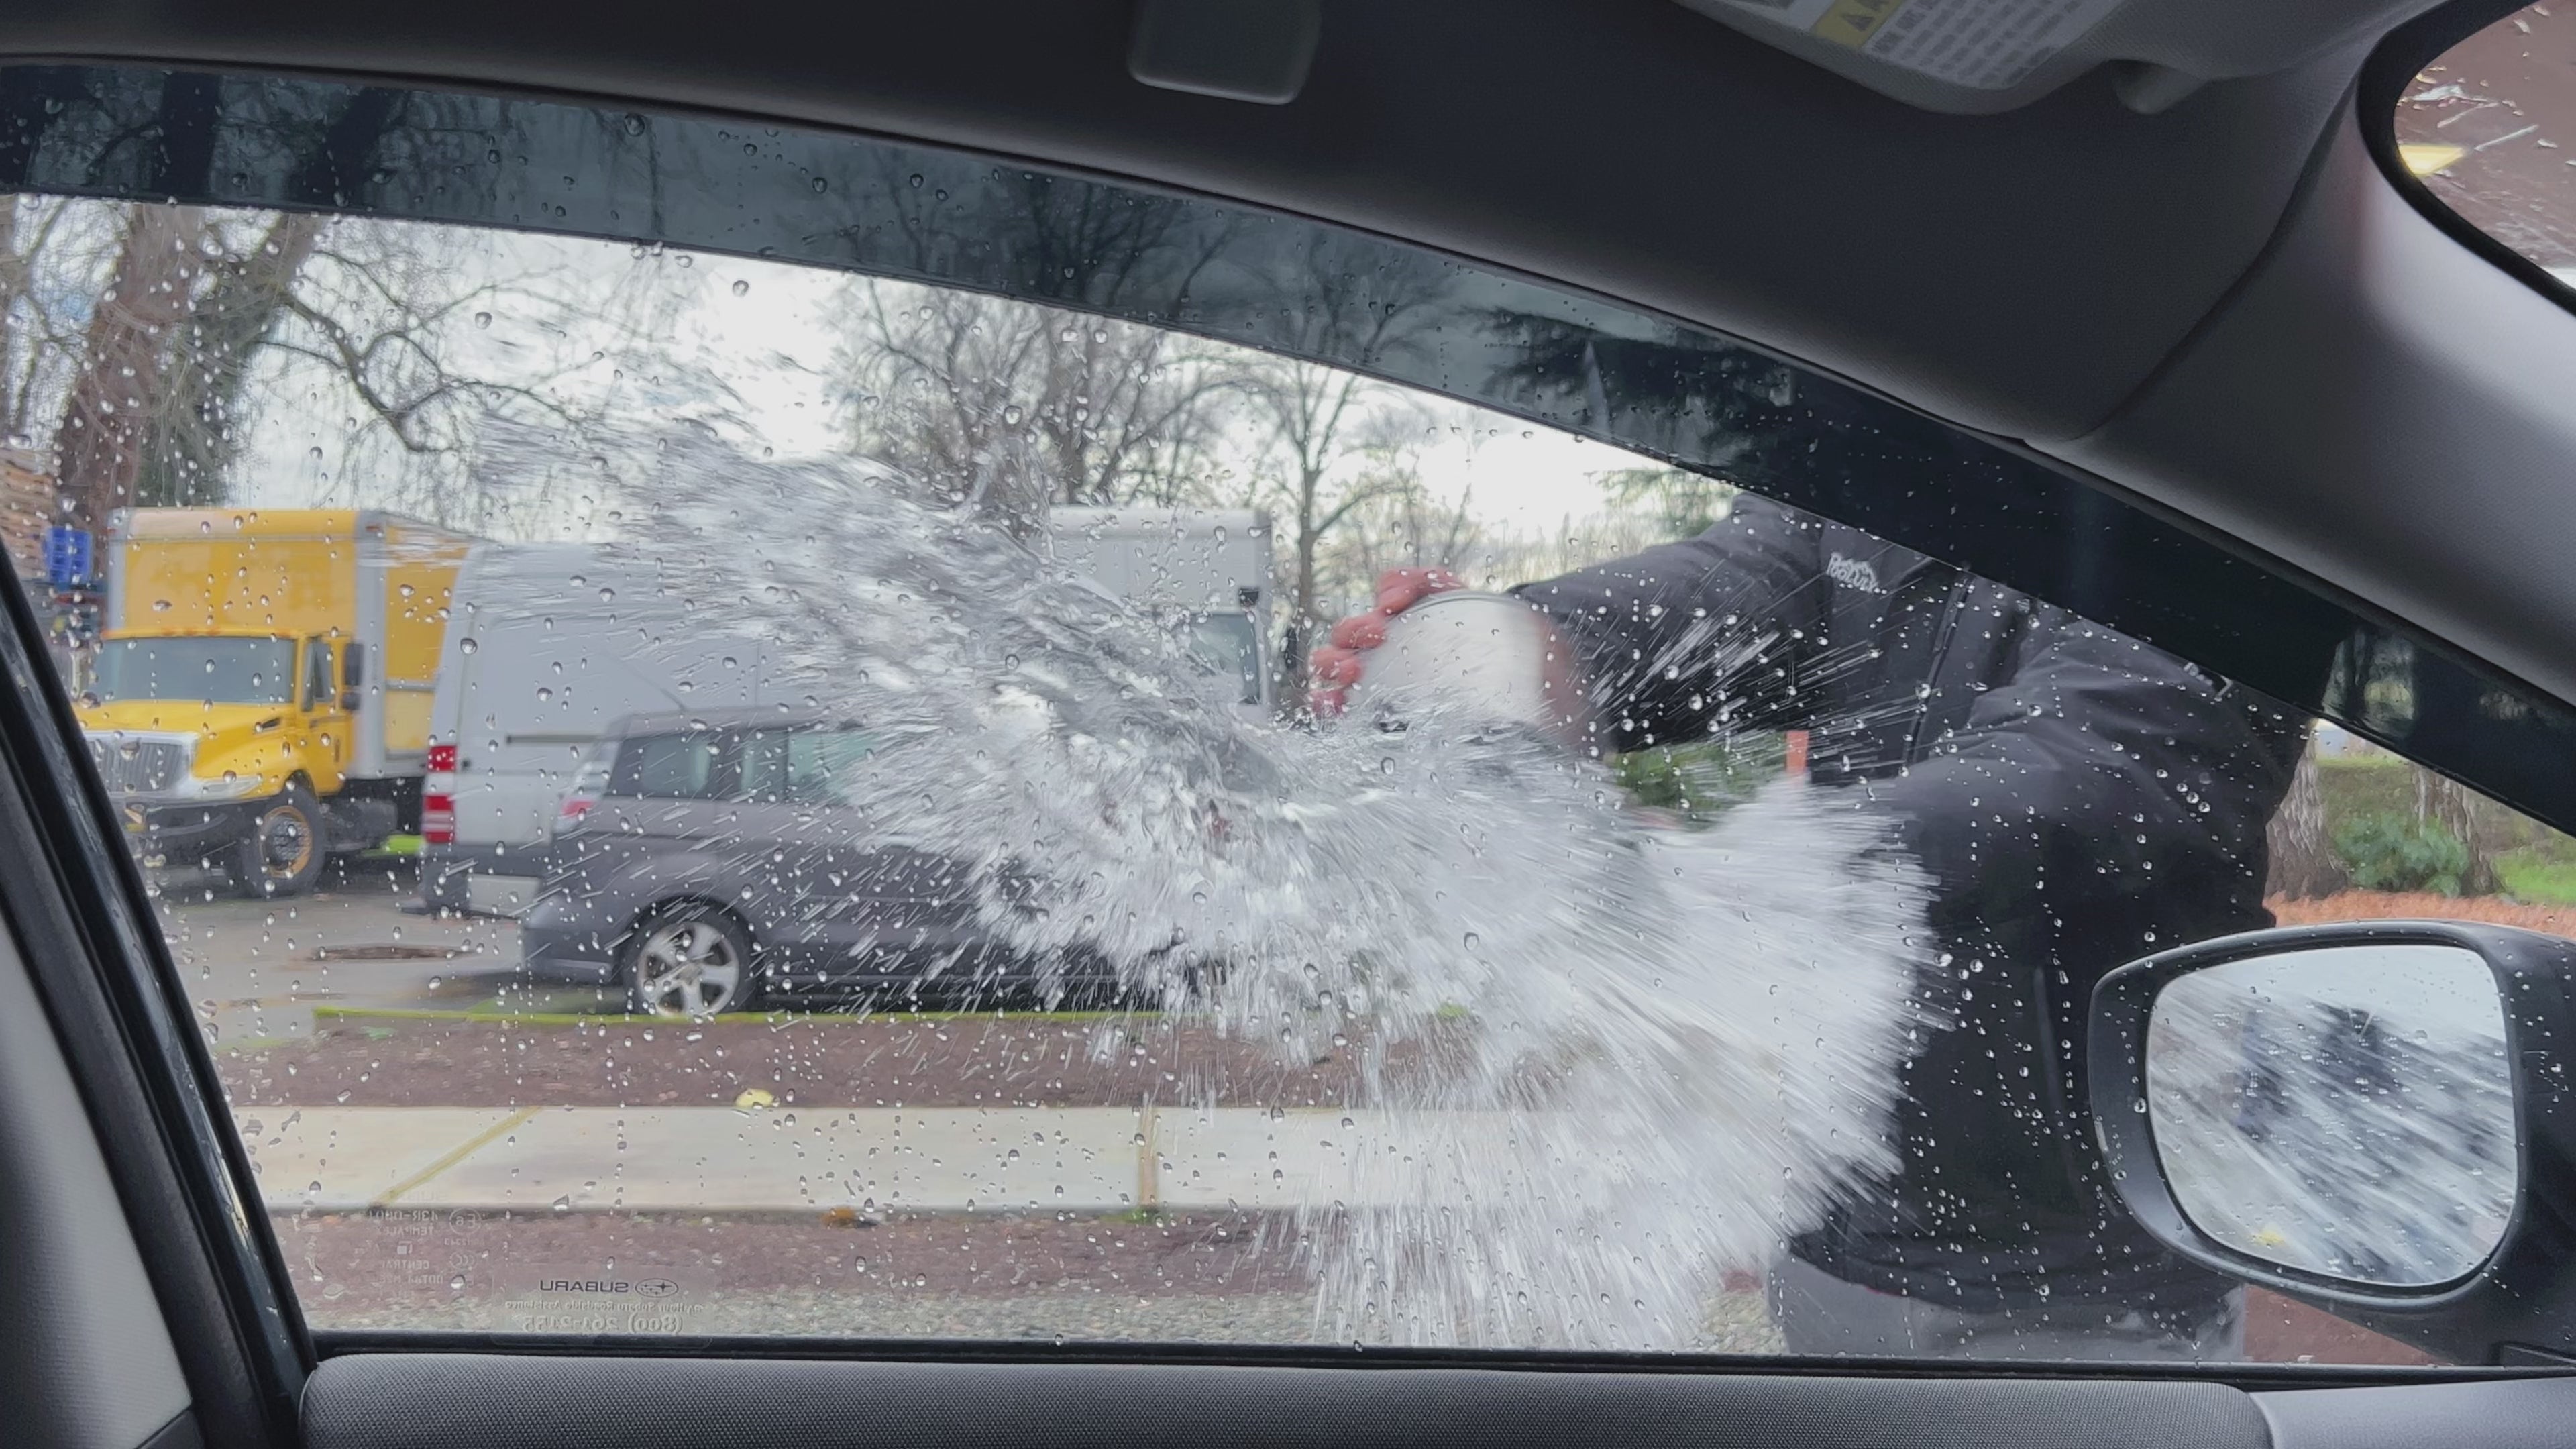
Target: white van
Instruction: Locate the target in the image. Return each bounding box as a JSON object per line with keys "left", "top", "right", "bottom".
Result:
{"left": 423, "top": 515, "right": 1269, "bottom": 915}
{"left": 417, "top": 543, "right": 769, "bottom": 916}
{"left": 1044, "top": 507, "right": 1275, "bottom": 717}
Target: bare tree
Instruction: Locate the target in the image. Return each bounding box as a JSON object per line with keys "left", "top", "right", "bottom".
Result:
{"left": 52, "top": 203, "right": 208, "bottom": 528}
{"left": 0, "top": 197, "right": 103, "bottom": 451}
{"left": 837, "top": 279, "right": 1243, "bottom": 525}
{"left": 2416, "top": 765, "right": 2502, "bottom": 896}
{"left": 1313, "top": 431, "right": 1481, "bottom": 610}
{"left": 269, "top": 225, "right": 575, "bottom": 459}
{"left": 1244, "top": 360, "right": 1426, "bottom": 643}
{"left": 2265, "top": 733, "right": 2349, "bottom": 900}
{"left": 1597, "top": 465, "right": 1734, "bottom": 541}
{"left": 141, "top": 211, "right": 325, "bottom": 506}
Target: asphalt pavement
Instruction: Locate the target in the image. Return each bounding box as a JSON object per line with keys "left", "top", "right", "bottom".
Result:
{"left": 153, "top": 859, "right": 611, "bottom": 1040}
{"left": 152, "top": 861, "right": 2428, "bottom": 1364}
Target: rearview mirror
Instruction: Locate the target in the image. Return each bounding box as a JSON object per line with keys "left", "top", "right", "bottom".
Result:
{"left": 2092, "top": 922, "right": 2576, "bottom": 1364}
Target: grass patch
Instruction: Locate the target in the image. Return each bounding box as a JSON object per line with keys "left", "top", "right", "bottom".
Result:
{"left": 209, "top": 1033, "right": 311, "bottom": 1054}
{"left": 2316, "top": 754, "right": 2416, "bottom": 824}
{"left": 2498, "top": 847, "right": 2576, "bottom": 906}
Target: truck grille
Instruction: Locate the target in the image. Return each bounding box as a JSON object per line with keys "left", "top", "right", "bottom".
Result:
{"left": 85, "top": 733, "right": 191, "bottom": 794}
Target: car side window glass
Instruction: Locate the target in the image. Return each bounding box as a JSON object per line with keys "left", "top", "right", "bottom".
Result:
{"left": 786, "top": 729, "right": 876, "bottom": 804}
{"left": 303, "top": 641, "right": 334, "bottom": 710}
{"left": 608, "top": 733, "right": 726, "bottom": 800}
{"left": 741, "top": 727, "right": 876, "bottom": 804}
{"left": 12, "top": 66, "right": 2574, "bottom": 1371}
{"left": 737, "top": 729, "right": 788, "bottom": 804}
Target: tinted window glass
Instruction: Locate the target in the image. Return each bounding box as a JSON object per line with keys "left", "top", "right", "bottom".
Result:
{"left": 741, "top": 726, "right": 877, "bottom": 804}
{"left": 9, "top": 65, "right": 2571, "bottom": 1371}
{"left": 1175, "top": 613, "right": 1262, "bottom": 705}
{"left": 608, "top": 733, "right": 727, "bottom": 800}
{"left": 302, "top": 639, "right": 333, "bottom": 708}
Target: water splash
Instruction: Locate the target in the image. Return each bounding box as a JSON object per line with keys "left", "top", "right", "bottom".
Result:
{"left": 530, "top": 429, "right": 1933, "bottom": 1349}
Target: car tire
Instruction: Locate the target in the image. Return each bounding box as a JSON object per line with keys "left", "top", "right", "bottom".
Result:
{"left": 621, "top": 903, "right": 758, "bottom": 1018}
{"left": 229, "top": 780, "right": 326, "bottom": 899}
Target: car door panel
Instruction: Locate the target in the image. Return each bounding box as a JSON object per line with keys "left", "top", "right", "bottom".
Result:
{"left": 300, "top": 1354, "right": 2276, "bottom": 1449}
{"left": 735, "top": 727, "right": 987, "bottom": 979}
{"left": 2255, "top": 1375, "right": 2576, "bottom": 1449}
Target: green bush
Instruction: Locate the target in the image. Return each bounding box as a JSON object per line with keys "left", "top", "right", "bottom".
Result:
{"left": 1613, "top": 735, "right": 1786, "bottom": 824}
{"left": 2333, "top": 811, "right": 2471, "bottom": 896}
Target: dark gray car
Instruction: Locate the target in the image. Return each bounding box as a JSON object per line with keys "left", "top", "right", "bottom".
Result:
{"left": 519, "top": 708, "right": 1089, "bottom": 1016}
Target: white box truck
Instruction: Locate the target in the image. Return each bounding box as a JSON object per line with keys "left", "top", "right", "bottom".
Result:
{"left": 1044, "top": 506, "right": 1276, "bottom": 718}
{"left": 81, "top": 508, "right": 473, "bottom": 897}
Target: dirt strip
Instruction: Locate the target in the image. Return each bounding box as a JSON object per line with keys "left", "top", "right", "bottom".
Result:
{"left": 218, "top": 1012, "right": 1409, "bottom": 1110}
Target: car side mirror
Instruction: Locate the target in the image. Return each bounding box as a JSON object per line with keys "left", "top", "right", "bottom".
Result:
{"left": 2091, "top": 922, "right": 2576, "bottom": 1365}
{"left": 344, "top": 641, "right": 367, "bottom": 688}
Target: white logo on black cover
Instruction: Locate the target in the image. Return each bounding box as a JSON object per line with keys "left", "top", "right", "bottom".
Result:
{"left": 1826, "top": 552, "right": 1882, "bottom": 593}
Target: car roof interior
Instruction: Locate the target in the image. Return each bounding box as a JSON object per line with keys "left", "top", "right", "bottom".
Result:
{"left": 6, "top": 1, "right": 2576, "bottom": 1446}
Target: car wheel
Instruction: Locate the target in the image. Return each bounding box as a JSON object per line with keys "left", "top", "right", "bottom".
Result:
{"left": 622, "top": 905, "right": 756, "bottom": 1018}
{"left": 230, "top": 781, "right": 325, "bottom": 899}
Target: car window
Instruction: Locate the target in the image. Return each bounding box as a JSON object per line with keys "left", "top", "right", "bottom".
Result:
{"left": 11, "top": 64, "right": 2576, "bottom": 1371}
{"left": 89, "top": 635, "right": 293, "bottom": 705}
{"left": 607, "top": 733, "right": 729, "bottom": 800}
{"left": 1174, "top": 612, "right": 1263, "bottom": 705}
{"left": 303, "top": 639, "right": 334, "bottom": 709}
{"left": 740, "top": 726, "right": 878, "bottom": 805}
{"left": 2391, "top": 4, "right": 2576, "bottom": 286}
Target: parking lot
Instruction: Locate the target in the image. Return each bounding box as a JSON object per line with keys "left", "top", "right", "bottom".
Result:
{"left": 143, "top": 863, "right": 2432, "bottom": 1362}
{"left": 155, "top": 861, "right": 611, "bottom": 1042}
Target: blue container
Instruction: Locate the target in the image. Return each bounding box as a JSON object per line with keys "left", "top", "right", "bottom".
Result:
{"left": 42, "top": 526, "right": 91, "bottom": 589}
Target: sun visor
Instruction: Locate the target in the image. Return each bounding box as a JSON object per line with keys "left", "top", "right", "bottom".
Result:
{"left": 1672, "top": 0, "right": 2442, "bottom": 114}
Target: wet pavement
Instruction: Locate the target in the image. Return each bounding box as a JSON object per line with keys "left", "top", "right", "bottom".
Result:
{"left": 147, "top": 861, "right": 2442, "bottom": 1365}
{"left": 153, "top": 861, "right": 609, "bottom": 1040}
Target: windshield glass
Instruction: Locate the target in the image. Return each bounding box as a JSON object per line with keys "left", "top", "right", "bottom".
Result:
{"left": 90, "top": 636, "right": 293, "bottom": 705}
{"left": 1174, "top": 612, "right": 1261, "bottom": 704}
{"left": 12, "top": 64, "right": 2575, "bottom": 1372}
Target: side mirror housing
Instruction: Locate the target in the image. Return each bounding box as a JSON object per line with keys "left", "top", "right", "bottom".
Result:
{"left": 2091, "top": 921, "right": 2576, "bottom": 1365}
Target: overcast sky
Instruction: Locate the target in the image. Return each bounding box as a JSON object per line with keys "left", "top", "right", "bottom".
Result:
{"left": 228, "top": 219, "right": 1645, "bottom": 542}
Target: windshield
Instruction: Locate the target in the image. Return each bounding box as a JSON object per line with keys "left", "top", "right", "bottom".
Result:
{"left": 90, "top": 637, "right": 294, "bottom": 705}
{"left": 1174, "top": 612, "right": 1262, "bottom": 705}
{"left": 13, "top": 63, "right": 2574, "bottom": 1373}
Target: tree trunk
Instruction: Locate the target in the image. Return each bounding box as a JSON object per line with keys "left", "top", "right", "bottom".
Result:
{"left": 2265, "top": 738, "right": 2348, "bottom": 900}
{"left": 2416, "top": 766, "right": 2501, "bottom": 896}
{"left": 54, "top": 205, "right": 207, "bottom": 529}
{"left": 142, "top": 211, "right": 322, "bottom": 506}
{"left": 1288, "top": 506, "right": 1322, "bottom": 696}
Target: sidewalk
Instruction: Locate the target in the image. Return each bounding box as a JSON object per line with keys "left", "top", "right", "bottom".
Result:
{"left": 233, "top": 1103, "right": 1419, "bottom": 1214}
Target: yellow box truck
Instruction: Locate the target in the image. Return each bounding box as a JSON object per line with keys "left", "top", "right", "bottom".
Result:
{"left": 76, "top": 508, "right": 474, "bottom": 896}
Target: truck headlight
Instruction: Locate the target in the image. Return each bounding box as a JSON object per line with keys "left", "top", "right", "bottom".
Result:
{"left": 176, "top": 772, "right": 268, "bottom": 800}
